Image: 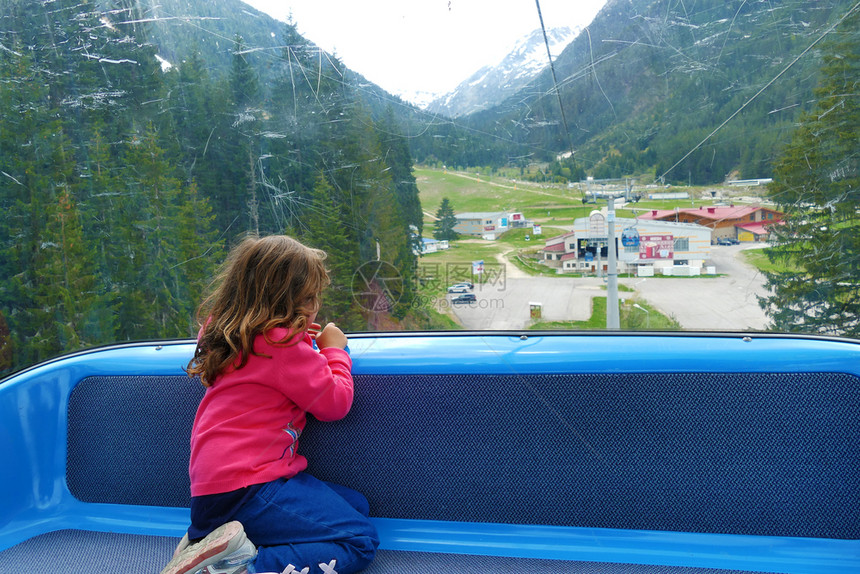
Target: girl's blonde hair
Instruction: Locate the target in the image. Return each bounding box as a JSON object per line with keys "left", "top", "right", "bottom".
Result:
{"left": 186, "top": 235, "right": 330, "bottom": 386}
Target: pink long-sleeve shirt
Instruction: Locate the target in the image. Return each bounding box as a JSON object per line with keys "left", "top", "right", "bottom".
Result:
{"left": 189, "top": 328, "right": 353, "bottom": 497}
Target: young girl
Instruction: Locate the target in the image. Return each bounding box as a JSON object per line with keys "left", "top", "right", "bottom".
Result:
{"left": 160, "top": 235, "right": 379, "bottom": 574}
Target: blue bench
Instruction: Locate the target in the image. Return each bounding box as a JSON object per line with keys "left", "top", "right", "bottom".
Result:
{"left": 1, "top": 332, "right": 859, "bottom": 573}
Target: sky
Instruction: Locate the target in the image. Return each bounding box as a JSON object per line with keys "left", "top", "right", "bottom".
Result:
{"left": 240, "top": 0, "right": 607, "bottom": 100}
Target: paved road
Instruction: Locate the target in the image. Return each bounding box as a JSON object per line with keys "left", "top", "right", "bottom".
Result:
{"left": 445, "top": 277, "right": 602, "bottom": 330}
{"left": 631, "top": 243, "right": 771, "bottom": 331}
{"left": 448, "top": 243, "right": 771, "bottom": 331}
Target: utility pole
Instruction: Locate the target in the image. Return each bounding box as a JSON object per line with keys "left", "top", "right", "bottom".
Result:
{"left": 606, "top": 195, "right": 620, "bottom": 329}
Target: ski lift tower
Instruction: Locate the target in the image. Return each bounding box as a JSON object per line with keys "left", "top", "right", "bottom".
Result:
{"left": 584, "top": 178, "right": 634, "bottom": 329}
{"left": 605, "top": 191, "right": 621, "bottom": 330}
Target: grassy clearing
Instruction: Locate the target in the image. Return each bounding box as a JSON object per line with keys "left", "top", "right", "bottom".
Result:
{"left": 620, "top": 299, "right": 682, "bottom": 330}
{"left": 508, "top": 251, "right": 556, "bottom": 277}
{"left": 740, "top": 246, "right": 796, "bottom": 274}
{"left": 415, "top": 240, "right": 504, "bottom": 296}
{"left": 531, "top": 297, "right": 609, "bottom": 329}
{"left": 417, "top": 228, "right": 568, "bottom": 282}
{"left": 416, "top": 167, "right": 590, "bottom": 224}
{"left": 416, "top": 166, "right": 750, "bottom": 230}
{"left": 497, "top": 226, "right": 568, "bottom": 248}
{"left": 407, "top": 283, "right": 464, "bottom": 330}
{"left": 530, "top": 297, "right": 681, "bottom": 330}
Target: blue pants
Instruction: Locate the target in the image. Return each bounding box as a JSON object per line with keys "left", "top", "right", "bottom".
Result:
{"left": 234, "top": 473, "right": 379, "bottom": 573}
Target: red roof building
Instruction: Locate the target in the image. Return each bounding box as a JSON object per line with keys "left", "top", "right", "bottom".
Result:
{"left": 736, "top": 220, "right": 781, "bottom": 242}
{"left": 637, "top": 205, "right": 783, "bottom": 242}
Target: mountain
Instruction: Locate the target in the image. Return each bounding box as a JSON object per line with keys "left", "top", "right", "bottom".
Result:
{"left": 395, "top": 88, "right": 443, "bottom": 111}
{"left": 425, "top": 26, "right": 579, "bottom": 118}
{"left": 443, "top": 0, "right": 857, "bottom": 184}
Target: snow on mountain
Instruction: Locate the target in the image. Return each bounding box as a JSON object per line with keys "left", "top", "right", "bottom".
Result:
{"left": 423, "top": 26, "right": 579, "bottom": 118}
{"left": 394, "top": 88, "right": 444, "bottom": 110}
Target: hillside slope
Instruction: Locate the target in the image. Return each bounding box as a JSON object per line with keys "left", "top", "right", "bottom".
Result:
{"left": 134, "top": 0, "right": 405, "bottom": 119}
{"left": 456, "top": 0, "right": 855, "bottom": 183}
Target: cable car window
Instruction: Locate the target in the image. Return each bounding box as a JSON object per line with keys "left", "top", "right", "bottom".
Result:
{"left": 0, "top": 0, "right": 858, "bottom": 376}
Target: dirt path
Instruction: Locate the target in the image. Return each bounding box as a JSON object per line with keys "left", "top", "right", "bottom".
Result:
{"left": 496, "top": 249, "right": 531, "bottom": 279}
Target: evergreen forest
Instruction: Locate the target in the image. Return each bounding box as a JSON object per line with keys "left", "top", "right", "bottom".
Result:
{"left": 0, "top": 0, "right": 424, "bottom": 375}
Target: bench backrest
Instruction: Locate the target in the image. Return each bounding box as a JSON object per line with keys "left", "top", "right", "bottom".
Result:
{"left": 63, "top": 334, "right": 860, "bottom": 540}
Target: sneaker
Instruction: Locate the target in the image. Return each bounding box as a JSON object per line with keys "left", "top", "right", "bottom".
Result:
{"left": 171, "top": 532, "right": 190, "bottom": 560}
{"left": 159, "top": 521, "right": 257, "bottom": 574}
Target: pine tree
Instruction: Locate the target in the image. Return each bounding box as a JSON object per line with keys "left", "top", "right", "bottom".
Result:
{"left": 170, "top": 49, "right": 217, "bottom": 181}
{"left": 301, "top": 175, "right": 364, "bottom": 330}
{"left": 116, "top": 124, "right": 187, "bottom": 339}
{"left": 433, "top": 198, "right": 460, "bottom": 241}
{"left": 170, "top": 53, "right": 235, "bottom": 237}
{"left": 37, "top": 182, "right": 103, "bottom": 351}
{"left": 82, "top": 125, "right": 121, "bottom": 278}
{"left": 174, "top": 180, "right": 223, "bottom": 335}
{"left": 378, "top": 108, "right": 424, "bottom": 255}
{"left": 362, "top": 168, "right": 415, "bottom": 320}
{"left": 77, "top": 123, "right": 126, "bottom": 346}
{"left": 760, "top": 10, "right": 860, "bottom": 335}
{"left": 228, "top": 35, "right": 262, "bottom": 236}
{"left": 0, "top": 43, "right": 65, "bottom": 367}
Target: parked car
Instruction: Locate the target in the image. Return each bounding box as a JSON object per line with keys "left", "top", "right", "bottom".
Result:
{"left": 717, "top": 237, "right": 739, "bottom": 246}
{"left": 447, "top": 284, "right": 471, "bottom": 293}
{"left": 451, "top": 293, "right": 477, "bottom": 304}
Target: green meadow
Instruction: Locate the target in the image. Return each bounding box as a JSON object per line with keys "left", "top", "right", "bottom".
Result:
{"left": 415, "top": 167, "right": 594, "bottom": 228}
{"left": 416, "top": 166, "right": 729, "bottom": 231}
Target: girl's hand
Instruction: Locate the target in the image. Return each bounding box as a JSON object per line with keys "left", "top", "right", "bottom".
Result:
{"left": 315, "top": 322, "right": 347, "bottom": 350}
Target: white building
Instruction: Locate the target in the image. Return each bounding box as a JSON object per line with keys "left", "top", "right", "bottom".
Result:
{"left": 415, "top": 237, "right": 449, "bottom": 255}
{"left": 454, "top": 212, "right": 521, "bottom": 240}
{"left": 542, "top": 211, "right": 712, "bottom": 275}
